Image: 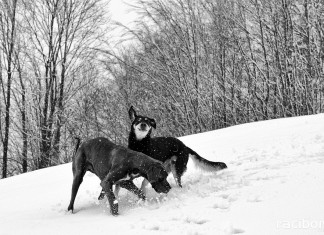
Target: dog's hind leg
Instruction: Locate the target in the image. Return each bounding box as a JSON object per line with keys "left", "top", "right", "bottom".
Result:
{"left": 173, "top": 153, "right": 189, "bottom": 188}
{"left": 119, "top": 180, "right": 146, "bottom": 200}
{"left": 67, "top": 167, "right": 86, "bottom": 212}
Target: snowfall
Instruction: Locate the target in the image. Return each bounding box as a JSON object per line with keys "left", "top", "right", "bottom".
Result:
{"left": 1, "top": 114, "right": 324, "bottom": 235}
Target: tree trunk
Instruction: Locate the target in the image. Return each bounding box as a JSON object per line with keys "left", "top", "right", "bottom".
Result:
{"left": 2, "top": 0, "right": 18, "bottom": 178}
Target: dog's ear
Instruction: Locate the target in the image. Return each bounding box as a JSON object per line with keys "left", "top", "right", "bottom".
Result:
{"left": 150, "top": 118, "right": 156, "bottom": 129}
{"left": 129, "top": 106, "right": 137, "bottom": 122}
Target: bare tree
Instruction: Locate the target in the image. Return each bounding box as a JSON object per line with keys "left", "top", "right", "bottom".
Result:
{"left": 19, "top": 0, "right": 107, "bottom": 169}
{"left": 102, "top": 0, "right": 324, "bottom": 141}
{"left": 0, "top": 0, "right": 18, "bottom": 178}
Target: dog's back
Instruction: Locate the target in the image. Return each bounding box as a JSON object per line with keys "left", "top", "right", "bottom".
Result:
{"left": 129, "top": 135, "right": 183, "bottom": 160}
{"left": 74, "top": 137, "right": 126, "bottom": 180}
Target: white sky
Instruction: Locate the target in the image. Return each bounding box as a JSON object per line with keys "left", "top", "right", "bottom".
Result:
{"left": 109, "top": 0, "right": 138, "bottom": 26}
{"left": 107, "top": 0, "right": 139, "bottom": 49}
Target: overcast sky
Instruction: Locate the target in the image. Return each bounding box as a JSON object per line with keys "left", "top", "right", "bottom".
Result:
{"left": 108, "top": 0, "right": 139, "bottom": 49}
{"left": 109, "top": 0, "right": 138, "bottom": 26}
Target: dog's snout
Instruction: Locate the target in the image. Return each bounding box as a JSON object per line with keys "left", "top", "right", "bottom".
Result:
{"left": 140, "top": 123, "right": 147, "bottom": 129}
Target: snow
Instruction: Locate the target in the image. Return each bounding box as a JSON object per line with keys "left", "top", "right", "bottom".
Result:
{"left": 1, "top": 114, "right": 324, "bottom": 235}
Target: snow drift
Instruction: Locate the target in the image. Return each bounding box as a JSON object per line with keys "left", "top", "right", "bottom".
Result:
{"left": 0, "top": 114, "right": 324, "bottom": 235}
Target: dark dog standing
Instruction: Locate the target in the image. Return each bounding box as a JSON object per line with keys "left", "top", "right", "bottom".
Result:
{"left": 128, "top": 106, "right": 227, "bottom": 190}
{"left": 67, "top": 137, "right": 171, "bottom": 216}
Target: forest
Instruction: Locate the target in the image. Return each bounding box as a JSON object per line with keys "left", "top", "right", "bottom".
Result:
{"left": 1, "top": 0, "right": 323, "bottom": 178}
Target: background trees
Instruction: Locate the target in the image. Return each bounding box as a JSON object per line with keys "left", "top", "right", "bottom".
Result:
{"left": 104, "top": 0, "right": 324, "bottom": 135}
{"left": 1, "top": 0, "right": 324, "bottom": 178}
{"left": 1, "top": 0, "right": 108, "bottom": 177}
{"left": 0, "top": 0, "right": 18, "bottom": 178}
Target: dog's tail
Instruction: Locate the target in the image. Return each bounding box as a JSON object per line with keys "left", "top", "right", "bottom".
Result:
{"left": 187, "top": 147, "right": 227, "bottom": 172}
{"left": 74, "top": 137, "right": 81, "bottom": 155}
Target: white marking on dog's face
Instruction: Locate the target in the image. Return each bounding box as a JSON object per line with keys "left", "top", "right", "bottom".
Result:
{"left": 133, "top": 123, "right": 151, "bottom": 140}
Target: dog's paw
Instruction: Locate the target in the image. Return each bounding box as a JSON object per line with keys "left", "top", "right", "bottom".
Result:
{"left": 110, "top": 202, "right": 119, "bottom": 216}
{"left": 67, "top": 205, "right": 74, "bottom": 212}
{"left": 138, "top": 192, "right": 146, "bottom": 201}
{"left": 137, "top": 198, "right": 146, "bottom": 206}
{"left": 110, "top": 210, "right": 119, "bottom": 216}
{"left": 98, "top": 191, "right": 106, "bottom": 200}
{"left": 66, "top": 209, "right": 74, "bottom": 215}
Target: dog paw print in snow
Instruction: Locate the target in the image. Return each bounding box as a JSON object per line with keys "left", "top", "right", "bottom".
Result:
{"left": 144, "top": 224, "right": 160, "bottom": 231}
{"left": 314, "top": 134, "right": 323, "bottom": 143}
{"left": 224, "top": 224, "right": 245, "bottom": 234}
{"left": 184, "top": 216, "right": 208, "bottom": 225}
{"left": 213, "top": 197, "right": 230, "bottom": 210}
{"left": 247, "top": 194, "right": 262, "bottom": 203}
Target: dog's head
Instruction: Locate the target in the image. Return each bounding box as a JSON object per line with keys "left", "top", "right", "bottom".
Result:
{"left": 129, "top": 106, "right": 156, "bottom": 141}
{"left": 146, "top": 163, "right": 171, "bottom": 194}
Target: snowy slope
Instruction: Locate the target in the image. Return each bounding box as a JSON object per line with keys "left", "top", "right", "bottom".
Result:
{"left": 1, "top": 114, "right": 324, "bottom": 235}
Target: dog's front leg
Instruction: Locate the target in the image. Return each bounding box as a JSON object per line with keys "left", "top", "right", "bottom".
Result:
{"left": 98, "top": 189, "right": 105, "bottom": 200}
{"left": 98, "top": 185, "right": 120, "bottom": 200}
{"left": 114, "top": 184, "right": 121, "bottom": 197}
{"left": 170, "top": 161, "right": 182, "bottom": 187}
{"left": 100, "top": 180, "right": 118, "bottom": 216}
{"left": 140, "top": 178, "right": 149, "bottom": 195}
{"left": 119, "top": 180, "right": 146, "bottom": 200}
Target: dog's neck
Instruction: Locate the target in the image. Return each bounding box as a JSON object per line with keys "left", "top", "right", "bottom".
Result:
{"left": 134, "top": 127, "right": 149, "bottom": 141}
{"left": 128, "top": 127, "right": 151, "bottom": 153}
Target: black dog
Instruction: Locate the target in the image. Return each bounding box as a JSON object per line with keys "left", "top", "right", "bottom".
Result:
{"left": 67, "top": 137, "right": 171, "bottom": 216}
{"left": 128, "top": 106, "right": 227, "bottom": 191}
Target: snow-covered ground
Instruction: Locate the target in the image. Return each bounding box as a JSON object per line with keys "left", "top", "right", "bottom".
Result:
{"left": 1, "top": 114, "right": 324, "bottom": 235}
